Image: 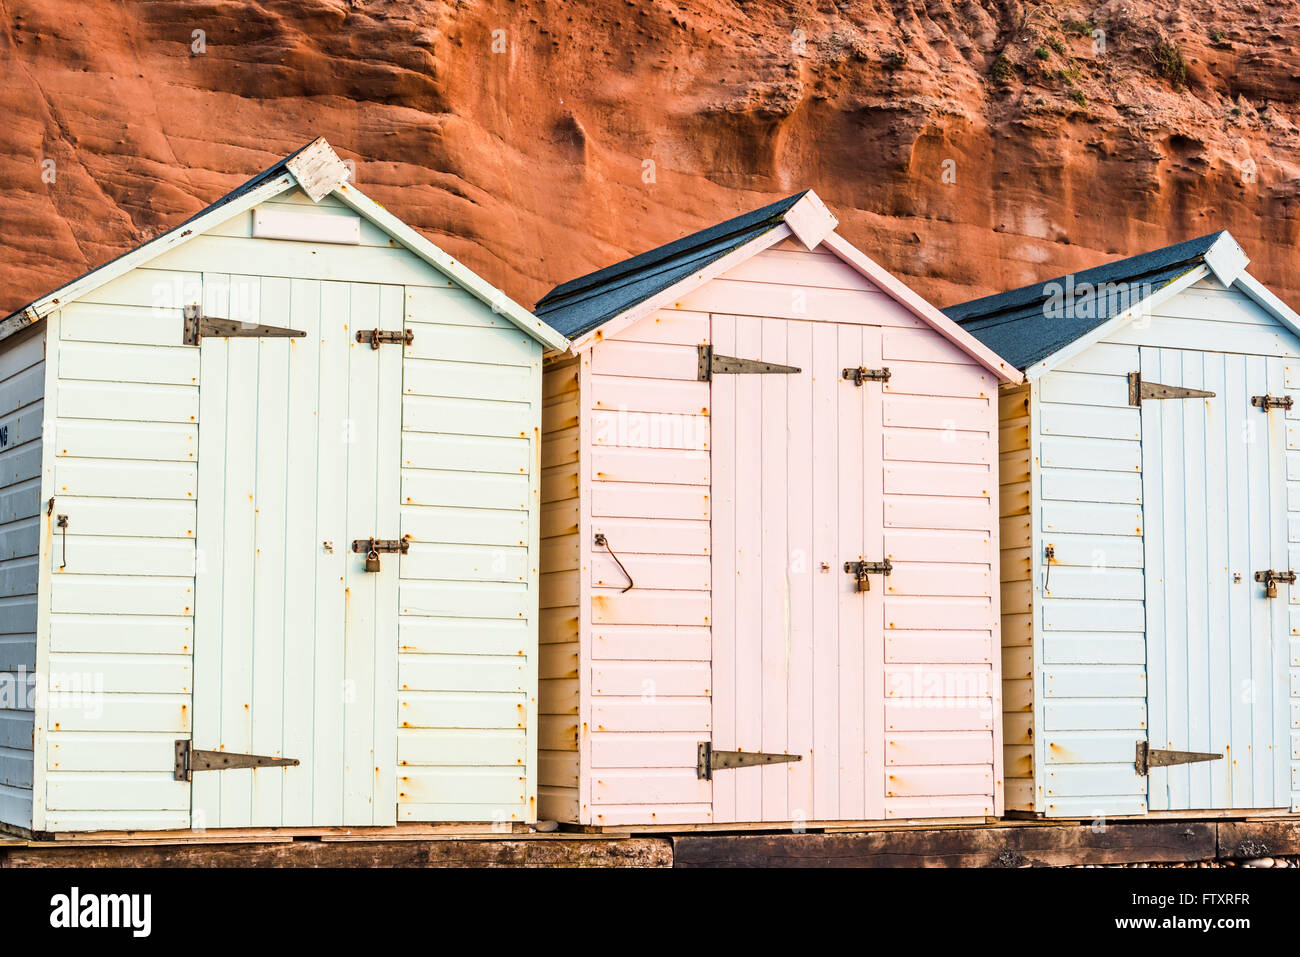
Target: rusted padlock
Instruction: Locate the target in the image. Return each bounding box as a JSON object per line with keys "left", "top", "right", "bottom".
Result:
{"left": 365, "top": 548, "right": 381, "bottom": 573}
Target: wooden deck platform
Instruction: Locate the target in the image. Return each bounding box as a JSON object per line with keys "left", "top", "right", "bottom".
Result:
{"left": 1, "top": 817, "right": 1296, "bottom": 867}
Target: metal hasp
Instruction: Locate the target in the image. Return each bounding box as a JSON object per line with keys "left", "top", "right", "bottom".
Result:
{"left": 182, "top": 304, "right": 306, "bottom": 347}
{"left": 1251, "top": 394, "right": 1294, "bottom": 411}
{"left": 697, "top": 345, "right": 801, "bottom": 381}
{"left": 844, "top": 558, "right": 892, "bottom": 592}
{"left": 352, "top": 537, "right": 409, "bottom": 573}
{"left": 697, "top": 742, "right": 802, "bottom": 780}
{"left": 356, "top": 328, "right": 414, "bottom": 350}
{"left": 1135, "top": 740, "right": 1222, "bottom": 776}
{"left": 174, "top": 740, "right": 299, "bottom": 782}
{"left": 1127, "top": 372, "right": 1215, "bottom": 406}
{"left": 1254, "top": 568, "right": 1296, "bottom": 599}
{"left": 842, "top": 366, "right": 891, "bottom": 387}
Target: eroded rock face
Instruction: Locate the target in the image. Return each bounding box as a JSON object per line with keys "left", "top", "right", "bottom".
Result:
{"left": 2, "top": 0, "right": 1297, "bottom": 316}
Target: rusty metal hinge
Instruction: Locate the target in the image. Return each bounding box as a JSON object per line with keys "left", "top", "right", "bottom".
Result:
{"left": 697, "top": 345, "right": 800, "bottom": 381}
{"left": 1128, "top": 372, "right": 1214, "bottom": 406}
{"left": 174, "top": 740, "right": 299, "bottom": 782}
{"left": 182, "top": 304, "right": 306, "bottom": 346}
{"left": 1251, "top": 394, "right": 1293, "bottom": 411}
{"left": 844, "top": 558, "right": 891, "bottom": 592}
{"left": 842, "top": 366, "right": 891, "bottom": 386}
{"left": 697, "top": 742, "right": 802, "bottom": 780}
{"left": 356, "top": 328, "right": 414, "bottom": 349}
{"left": 1254, "top": 568, "right": 1296, "bottom": 598}
{"left": 1135, "top": 741, "right": 1222, "bottom": 776}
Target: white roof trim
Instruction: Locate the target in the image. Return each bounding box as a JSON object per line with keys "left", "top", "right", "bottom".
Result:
{"left": 1, "top": 140, "right": 569, "bottom": 352}
{"left": 784, "top": 191, "right": 838, "bottom": 249}
{"left": 1233, "top": 271, "right": 1300, "bottom": 340}
{"left": 1203, "top": 232, "right": 1249, "bottom": 288}
{"left": 285, "top": 138, "right": 351, "bottom": 202}
{"left": 1021, "top": 264, "right": 1210, "bottom": 381}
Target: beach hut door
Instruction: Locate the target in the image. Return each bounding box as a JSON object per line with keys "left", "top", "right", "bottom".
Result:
{"left": 189, "top": 279, "right": 403, "bottom": 828}
{"left": 709, "top": 314, "right": 885, "bottom": 824}
{"left": 1137, "top": 345, "right": 1290, "bottom": 812}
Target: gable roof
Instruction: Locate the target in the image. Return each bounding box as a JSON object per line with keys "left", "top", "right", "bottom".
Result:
{"left": 535, "top": 190, "right": 1021, "bottom": 383}
{"left": 942, "top": 231, "right": 1261, "bottom": 373}
{"left": 1, "top": 138, "right": 568, "bottom": 351}
{"left": 535, "top": 193, "right": 807, "bottom": 340}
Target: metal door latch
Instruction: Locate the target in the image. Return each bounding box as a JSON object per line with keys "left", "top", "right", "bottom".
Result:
{"left": 352, "top": 537, "right": 410, "bottom": 572}
{"left": 844, "top": 559, "right": 891, "bottom": 592}
{"left": 1251, "top": 394, "right": 1293, "bottom": 411}
{"left": 356, "top": 328, "right": 414, "bottom": 349}
{"left": 842, "top": 366, "right": 891, "bottom": 386}
{"left": 174, "top": 740, "right": 299, "bottom": 782}
{"left": 1254, "top": 568, "right": 1296, "bottom": 598}
{"left": 697, "top": 742, "right": 802, "bottom": 780}
{"left": 1135, "top": 741, "right": 1222, "bottom": 776}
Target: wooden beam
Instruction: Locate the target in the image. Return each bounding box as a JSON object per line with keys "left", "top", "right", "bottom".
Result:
{"left": 1218, "top": 821, "right": 1300, "bottom": 860}
{"left": 671, "top": 822, "right": 1217, "bottom": 868}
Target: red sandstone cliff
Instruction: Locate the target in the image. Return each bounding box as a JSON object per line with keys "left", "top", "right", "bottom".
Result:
{"left": 1, "top": 0, "right": 1297, "bottom": 315}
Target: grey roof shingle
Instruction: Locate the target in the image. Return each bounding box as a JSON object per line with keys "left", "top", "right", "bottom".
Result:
{"left": 943, "top": 232, "right": 1228, "bottom": 371}
{"left": 535, "top": 192, "right": 807, "bottom": 340}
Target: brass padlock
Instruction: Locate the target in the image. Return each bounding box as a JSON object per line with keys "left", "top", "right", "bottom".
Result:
{"left": 1267, "top": 578, "right": 1278, "bottom": 599}
{"left": 855, "top": 567, "right": 870, "bottom": 592}
{"left": 365, "top": 548, "right": 381, "bottom": 573}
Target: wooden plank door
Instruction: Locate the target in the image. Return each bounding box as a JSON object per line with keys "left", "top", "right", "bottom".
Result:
{"left": 191, "top": 276, "right": 403, "bottom": 828}
{"left": 1139, "top": 345, "right": 1290, "bottom": 811}
{"left": 710, "top": 314, "right": 885, "bottom": 823}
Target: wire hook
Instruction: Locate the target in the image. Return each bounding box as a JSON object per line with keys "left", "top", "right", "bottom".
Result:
{"left": 594, "top": 532, "right": 634, "bottom": 593}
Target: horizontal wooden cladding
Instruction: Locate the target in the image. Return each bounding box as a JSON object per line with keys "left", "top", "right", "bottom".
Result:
{"left": 406, "top": 395, "right": 533, "bottom": 439}
{"left": 401, "top": 542, "right": 528, "bottom": 583}
{"left": 403, "top": 433, "right": 530, "bottom": 476}
{"left": 1041, "top": 468, "right": 1141, "bottom": 505}
{"left": 404, "top": 357, "right": 533, "bottom": 402}
{"left": 1043, "top": 502, "right": 1142, "bottom": 536}
{"left": 885, "top": 358, "right": 996, "bottom": 399}
{"left": 884, "top": 562, "right": 990, "bottom": 597}
{"left": 47, "top": 732, "right": 178, "bottom": 772}
{"left": 46, "top": 772, "right": 189, "bottom": 812}
{"left": 28, "top": 497, "right": 195, "bottom": 539}
{"left": 592, "top": 376, "right": 710, "bottom": 416}
{"left": 1042, "top": 632, "right": 1146, "bottom": 665}
{"left": 399, "top": 581, "right": 529, "bottom": 620}
{"left": 885, "top": 631, "right": 994, "bottom": 664}
{"left": 593, "top": 625, "right": 711, "bottom": 662}
{"left": 885, "top": 496, "right": 992, "bottom": 532}
{"left": 1041, "top": 730, "right": 1144, "bottom": 765}
{"left": 50, "top": 575, "right": 192, "bottom": 617}
{"left": 592, "top": 483, "right": 708, "bottom": 521}
{"left": 58, "top": 380, "right": 197, "bottom": 424}
{"left": 1042, "top": 568, "right": 1143, "bottom": 601}
{"left": 591, "top": 661, "right": 711, "bottom": 697}
{"left": 47, "top": 536, "right": 194, "bottom": 577}
{"left": 56, "top": 420, "right": 197, "bottom": 463}
{"left": 0, "top": 596, "right": 37, "bottom": 636}
{"left": 589, "top": 731, "right": 702, "bottom": 769}
{"left": 884, "top": 596, "right": 993, "bottom": 631}
{"left": 589, "top": 518, "right": 710, "bottom": 556}
{"left": 398, "top": 691, "right": 527, "bottom": 730}
{"left": 1040, "top": 435, "right": 1140, "bottom": 472}
{"left": 1042, "top": 599, "right": 1144, "bottom": 632}
{"left": 883, "top": 428, "right": 990, "bottom": 465}
{"left": 590, "top": 411, "right": 709, "bottom": 451}
{"left": 591, "top": 447, "right": 708, "bottom": 486}
{"left": 679, "top": 280, "right": 923, "bottom": 328}
{"left": 399, "top": 654, "right": 526, "bottom": 694}
{"left": 883, "top": 394, "right": 990, "bottom": 432}
{"left": 886, "top": 765, "right": 994, "bottom": 797}
{"left": 395, "top": 617, "right": 530, "bottom": 657}
{"left": 1043, "top": 664, "right": 1146, "bottom": 698}
{"left": 718, "top": 246, "right": 878, "bottom": 292}
{"left": 591, "top": 589, "right": 710, "bottom": 626}
{"left": 404, "top": 319, "right": 538, "bottom": 368}
{"left": 403, "top": 505, "right": 527, "bottom": 548}
{"left": 49, "top": 614, "right": 192, "bottom": 655}
{"left": 401, "top": 469, "right": 528, "bottom": 512}
{"left": 0, "top": 748, "right": 33, "bottom": 789}
{"left": 884, "top": 462, "right": 990, "bottom": 499}
{"left": 1045, "top": 764, "right": 1146, "bottom": 798}
{"left": 46, "top": 652, "right": 191, "bottom": 694}
{"left": 397, "top": 729, "right": 527, "bottom": 768}
{"left": 592, "top": 553, "right": 709, "bottom": 591}
{"left": 610, "top": 310, "right": 709, "bottom": 346}
{"left": 1040, "top": 403, "right": 1140, "bottom": 441}
{"left": 591, "top": 341, "right": 698, "bottom": 380}
{"left": 0, "top": 634, "right": 35, "bottom": 671}
{"left": 53, "top": 458, "right": 195, "bottom": 500}
{"left": 884, "top": 701, "right": 994, "bottom": 732}
{"left": 886, "top": 731, "right": 993, "bottom": 766}
{"left": 1042, "top": 699, "right": 1146, "bottom": 731}
{"left": 590, "top": 767, "right": 711, "bottom": 806}
{"left": 59, "top": 340, "right": 198, "bottom": 386}
{"left": 1038, "top": 533, "right": 1144, "bottom": 568}
{"left": 397, "top": 767, "right": 527, "bottom": 806}
{"left": 884, "top": 528, "right": 991, "bottom": 564}
{"left": 591, "top": 699, "right": 710, "bottom": 733}
{"left": 884, "top": 664, "right": 993, "bottom": 699}
{"left": 46, "top": 694, "right": 191, "bottom": 733}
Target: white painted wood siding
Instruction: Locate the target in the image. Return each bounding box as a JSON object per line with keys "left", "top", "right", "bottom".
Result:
{"left": 0, "top": 326, "right": 44, "bottom": 830}
{"left": 397, "top": 286, "right": 541, "bottom": 824}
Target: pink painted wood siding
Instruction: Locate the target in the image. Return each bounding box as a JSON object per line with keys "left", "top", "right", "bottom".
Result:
{"left": 546, "top": 239, "right": 1003, "bottom": 826}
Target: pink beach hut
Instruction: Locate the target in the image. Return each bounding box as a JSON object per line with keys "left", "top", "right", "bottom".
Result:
{"left": 534, "top": 191, "right": 1021, "bottom": 828}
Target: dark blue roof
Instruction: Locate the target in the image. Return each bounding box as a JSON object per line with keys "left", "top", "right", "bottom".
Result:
{"left": 943, "top": 232, "right": 1228, "bottom": 371}
{"left": 4, "top": 140, "right": 317, "bottom": 323}
{"left": 535, "top": 192, "right": 807, "bottom": 339}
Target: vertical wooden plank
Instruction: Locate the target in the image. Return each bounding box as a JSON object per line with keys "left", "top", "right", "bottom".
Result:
{"left": 785, "top": 319, "right": 814, "bottom": 823}
{"left": 861, "top": 324, "right": 886, "bottom": 821}
{"left": 759, "top": 315, "right": 788, "bottom": 820}
{"left": 281, "top": 278, "right": 322, "bottom": 825}
{"left": 1225, "top": 352, "right": 1254, "bottom": 807}
{"left": 811, "top": 321, "right": 839, "bottom": 820}
{"left": 837, "top": 323, "right": 865, "bottom": 819}
{"left": 1182, "top": 350, "right": 1210, "bottom": 806}
{"left": 1204, "top": 352, "right": 1230, "bottom": 810}
{"left": 191, "top": 274, "right": 230, "bottom": 828}
{"left": 1247, "top": 353, "right": 1272, "bottom": 807}
{"left": 343, "top": 283, "right": 381, "bottom": 825}
{"left": 250, "top": 277, "right": 291, "bottom": 826}
{"left": 371, "top": 284, "right": 403, "bottom": 827}
{"left": 710, "top": 314, "right": 737, "bottom": 824}
{"left": 1266, "top": 355, "right": 1289, "bottom": 807}
{"left": 218, "top": 275, "right": 260, "bottom": 829}
{"left": 733, "top": 315, "right": 763, "bottom": 822}
{"left": 313, "top": 280, "right": 350, "bottom": 826}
